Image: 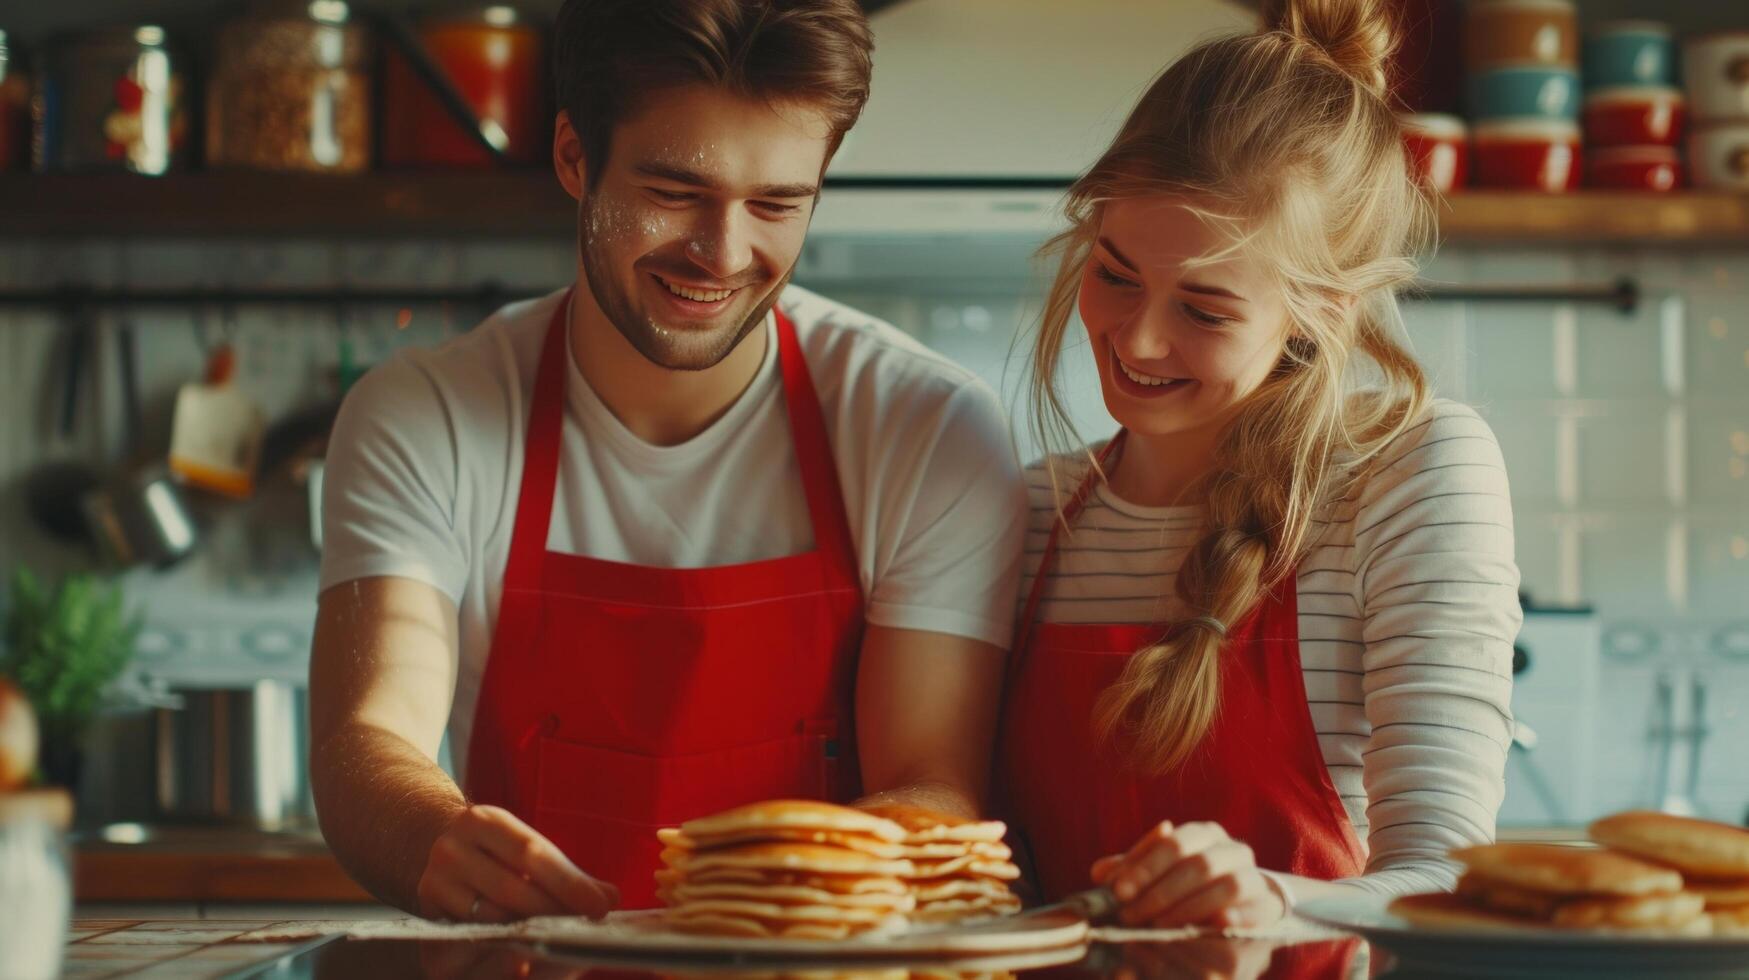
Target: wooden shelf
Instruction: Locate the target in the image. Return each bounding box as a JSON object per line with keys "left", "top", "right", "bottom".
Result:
{"left": 3, "top": 173, "right": 1749, "bottom": 243}
{"left": 1437, "top": 191, "right": 1749, "bottom": 245}
{"left": 0, "top": 170, "right": 576, "bottom": 238}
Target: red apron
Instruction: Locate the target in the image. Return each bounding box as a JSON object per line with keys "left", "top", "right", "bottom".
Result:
{"left": 465, "top": 295, "right": 865, "bottom": 909}
{"left": 999, "top": 432, "right": 1365, "bottom": 902}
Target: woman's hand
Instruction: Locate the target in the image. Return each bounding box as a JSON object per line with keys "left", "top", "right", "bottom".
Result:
{"left": 1092, "top": 821, "right": 1287, "bottom": 930}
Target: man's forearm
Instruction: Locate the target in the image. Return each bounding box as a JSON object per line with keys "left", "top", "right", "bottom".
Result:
{"left": 312, "top": 722, "right": 468, "bottom": 913}
{"left": 854, "top": 779, "right": 982, "bottom": 820}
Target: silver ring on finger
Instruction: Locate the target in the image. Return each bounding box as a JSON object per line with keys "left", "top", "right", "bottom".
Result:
{"left": 469, "top": 895, "right": 483, "bottom": 921}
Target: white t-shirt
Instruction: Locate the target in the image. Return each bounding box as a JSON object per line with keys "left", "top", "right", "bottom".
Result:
{"left": 320, "top": 285, "right": 1028, "bottom": 781}
{"left": 1020, "top": 400, "right": 1521, "bottom": 897}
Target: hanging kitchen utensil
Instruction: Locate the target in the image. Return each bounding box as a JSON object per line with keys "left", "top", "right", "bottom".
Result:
{"left": 80, "top": 315, "right": 199, "bottom": 569}
{"left": 25, "top": 305, "right": 102, "bottom": 543}
{"left": 168, "top": 306, "right": 266, "bottom": 498}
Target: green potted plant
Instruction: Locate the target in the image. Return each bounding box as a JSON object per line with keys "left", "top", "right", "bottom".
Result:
{"left": 0, "top": 569, "right": 139, "bottom": 790}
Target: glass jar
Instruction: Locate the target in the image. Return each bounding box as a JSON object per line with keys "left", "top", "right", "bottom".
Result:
{"left": 382, "top": 5, "right": 545, "bottom": 168}
{"left": 0, "top": 30, "right": 31, "bottom": 171}
{"left": 33, "top": 25, "right": 188, "bottom": 174}
{"left": 207, "top": 0, "right": 372, "bottom": 173}
{"left": 0, "top": 791, "right": 73, "bottom": 980}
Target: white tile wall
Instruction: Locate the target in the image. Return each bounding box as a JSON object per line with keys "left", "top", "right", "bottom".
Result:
{"left": 3, "top": 233, "right": 1747, "bottom": 822}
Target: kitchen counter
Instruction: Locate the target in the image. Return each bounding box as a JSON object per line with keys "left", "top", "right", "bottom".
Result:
{"left": 75, "top": 826, "right": 373, "bottom": 904}
{"left": 58, "top": 920, "right": 1369, "bottom": 979}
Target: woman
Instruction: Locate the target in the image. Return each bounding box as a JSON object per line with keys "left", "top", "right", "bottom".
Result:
{"left": 999, "top": 0, "right": 1521, "bottom": 931}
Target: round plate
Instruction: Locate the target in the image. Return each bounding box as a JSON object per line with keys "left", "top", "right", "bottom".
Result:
{"left": 1297, "top": 894, "right": 1749, "bottom": 977}
{"left": 529, "top": 906, "right": 1090, "bottom": 961}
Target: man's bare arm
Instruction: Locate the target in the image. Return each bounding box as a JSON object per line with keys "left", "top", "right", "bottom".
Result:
{"left": 309, "top": 576, "right": 616, "bottom": 919}
{"left": 853, "top": 625, "right": 1007, "bottom": 819}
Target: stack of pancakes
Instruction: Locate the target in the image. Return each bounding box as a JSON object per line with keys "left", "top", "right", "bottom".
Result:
{"left": 656, "top": 800, "right": 916, "bottom": 939}
{"left": 1591, "top": 811, "right": 1749, "bottom": 936}
{"left": 864, "top": 804, "right": 1024, "bottom": 923}
{"left": 1397, "top": 842, "right": 1712, "bottom": 935}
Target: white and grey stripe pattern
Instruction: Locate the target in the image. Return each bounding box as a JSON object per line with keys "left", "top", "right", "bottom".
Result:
{"left": 1019, "top": 399, "right": 1520, "bottom": 897}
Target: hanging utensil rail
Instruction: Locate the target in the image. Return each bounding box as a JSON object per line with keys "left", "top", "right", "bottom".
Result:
{"left": 0, "top": 276, "right": 1639, "bottom": 314}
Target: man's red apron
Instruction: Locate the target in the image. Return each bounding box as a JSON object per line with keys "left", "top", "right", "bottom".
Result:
{"left": 465, "top": 295, "right": 864, "bottom": 909}
{"left": 999, "top": 432, "right": 1365, "bottom": 902}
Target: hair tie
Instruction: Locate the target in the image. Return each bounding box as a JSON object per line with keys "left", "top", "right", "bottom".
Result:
{"left": 1183, "top": 615, "right": 1228, "bottom": 639}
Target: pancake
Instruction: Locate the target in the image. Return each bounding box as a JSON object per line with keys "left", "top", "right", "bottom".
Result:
{"left": 1549, "top": 891, "right": 1708, "bottom": 931}
{"left": 681, "top": 800, "right": 907, "bottom": 844}
{"left": 668, "top": 867, "right": 909, "bottom": 896}
{"left": 893, "top": 840, "right": 1014, "bottom": 861}
{"left": 1709, "top": 904, "right": 1749, "bottom": 936}
{"left": 913, "top": 877, "right": 1017, "bottom": 903}
{"left": 1686, "top": 878, "right": 1749, "bottom": 909}
{"left": 1388, "top": 892, "right": 1544, "bottom": 932}
{"left": 664, "top": 882, "right": 916, "bottom": 911}
{"left": 906, "top": 855, "right": 1022, "bottom": 881}
{"left": 1590, "top": 811, "right": 1749, "bottom": 879}
{"left": 1455, "top": 874, "right": 1563, "bottom": 919}
{"left": 1453, "top": 843, "right": 1684, "bottom": 897}
{"left": 913, "top": 894, "right": 1023, "bottom": 920}
{"left": 667, "top": 897, "right": 909, "bottom": 924}
{"left": 860, "top": 803, "right": 1007, "bottom": 844}
{"left": 667, "top": 905, "right": 909, "bottom": 939}
{"left": 667, "top": 826, "right": 908, "bottom": 859}
{"left": 666, "top": 842, "right": 916, "bottom": 878}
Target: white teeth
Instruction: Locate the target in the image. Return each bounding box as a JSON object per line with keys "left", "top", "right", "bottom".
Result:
{"left": 1117, "top": 358, "right": 1180, "bottom": 387}
{"left": 658, "top": 276, "right": 734, "bottom": 303}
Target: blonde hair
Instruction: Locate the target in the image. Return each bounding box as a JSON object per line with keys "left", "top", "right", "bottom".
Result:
{"left": 1027, "top": 0, "right": 1433, "bottom": 772}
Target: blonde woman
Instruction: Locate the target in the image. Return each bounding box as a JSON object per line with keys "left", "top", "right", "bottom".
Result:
{"left": 1000, "top": 0, "right": 1521, "bottom": 931}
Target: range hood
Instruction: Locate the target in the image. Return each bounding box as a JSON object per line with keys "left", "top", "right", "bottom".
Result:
{"left": 827, "top": 0, "right": 1258, "bottom": 183}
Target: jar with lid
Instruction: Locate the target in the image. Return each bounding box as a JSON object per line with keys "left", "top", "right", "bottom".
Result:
{"left": 0, "top": 29, "right": 31, "bottom": 171}
{"left": 382, "top": 5, "right": 545, "bottom": 168}
{"left": 33, "top": 25, "right": 188, "bottom": 174}
{"left": 0, "top": 790, "right": 73, "bottom": 980}
{"left": 207, "top": 0, "right": 373, "bottom": 173}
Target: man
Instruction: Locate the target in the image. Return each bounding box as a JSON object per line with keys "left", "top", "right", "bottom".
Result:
{"left": 308, "top": 0, "right": 1025, "bottom": 923}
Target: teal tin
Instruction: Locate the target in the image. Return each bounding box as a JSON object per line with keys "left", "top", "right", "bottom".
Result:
{"left": 1585, "top": 21, "right": 1678, "bottom": 90}
{"left": 1468, "top": 66, "right": 1582, "bottom": 120}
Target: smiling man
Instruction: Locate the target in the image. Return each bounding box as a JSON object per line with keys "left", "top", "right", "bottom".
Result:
{"left": 307, "top": 0, "right": 1025, "bottom": 923}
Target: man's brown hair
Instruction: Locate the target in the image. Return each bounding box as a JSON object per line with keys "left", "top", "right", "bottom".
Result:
{"left": 552, "top": 0, "right": 875, "bottom": 187}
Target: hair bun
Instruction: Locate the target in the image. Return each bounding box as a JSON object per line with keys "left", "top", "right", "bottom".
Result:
{"left": 1262, "top": 0, "right": 1396, "bottom": 98}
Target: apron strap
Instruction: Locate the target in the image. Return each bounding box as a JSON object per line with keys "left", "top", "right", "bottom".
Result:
{"left": 503, "top": 292, "right": 572, "bottom": 595}
{"left": 774, "top": 308, "right": 859, "bottom": 575}
{"left": 1014, "top": 431, "right": 1128, "bottom": 650}
{"left": 505, "top": 296, "right": 859, "bottom": 593}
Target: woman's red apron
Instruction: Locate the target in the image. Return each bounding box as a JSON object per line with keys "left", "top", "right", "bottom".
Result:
{"left": 465, "top": 295, "right": 864, "bottom": 908}
{"left": 999, "top": 432, "right": 1365, "bottom": 902}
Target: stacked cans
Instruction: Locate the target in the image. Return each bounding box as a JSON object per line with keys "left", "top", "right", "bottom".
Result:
{"left": 1583, "top": 22, "right": 1685, "bottom": 191}
{"left": 1465, "top": 0, "right": 1581, "bottom": 192}
{"left": 1685, "top": 33, "right": 1749, "bottom": 191}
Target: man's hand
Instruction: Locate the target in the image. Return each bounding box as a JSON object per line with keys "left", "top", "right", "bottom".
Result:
{"left": 417, "top": 804, "right": 620, "bottom": 922}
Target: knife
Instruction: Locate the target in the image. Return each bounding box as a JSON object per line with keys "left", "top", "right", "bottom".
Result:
{"left": 1031, "top": 886, "right": 1122, "bottom": 924}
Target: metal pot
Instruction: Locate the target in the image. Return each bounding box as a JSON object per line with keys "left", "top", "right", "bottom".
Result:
{"left": 81, "top": 319, "right": 199, "bottom": 569}
{"left": 151, "top": 682, "right": 314, "bottom": 830}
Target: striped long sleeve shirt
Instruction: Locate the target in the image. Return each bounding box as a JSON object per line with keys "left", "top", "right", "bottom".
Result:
{"left": 1018, "top": 399, "right": 1521, "bottom": 896}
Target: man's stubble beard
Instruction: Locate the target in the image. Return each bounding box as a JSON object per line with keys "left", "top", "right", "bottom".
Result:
{"left": 579, "top": 201, "right": 791, "bottom": 372}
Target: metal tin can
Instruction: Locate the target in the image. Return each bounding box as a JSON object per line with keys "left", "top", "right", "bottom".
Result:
{"left": 207, "top": 0, "right": 373, "bottom": 173}
{"left": 34, "top": 25, "right": 188, "bottom": 174}
{"left": 381, "top": 5, "right": 545, "bottom": 168}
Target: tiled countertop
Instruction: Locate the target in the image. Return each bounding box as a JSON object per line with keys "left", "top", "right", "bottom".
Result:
{"left": 62, "top": 919, "right": 329, "bottom": 980}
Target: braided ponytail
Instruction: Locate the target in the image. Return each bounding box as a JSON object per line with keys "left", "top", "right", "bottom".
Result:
{"left": 1031, "top": 0, "right": 1430, "bottom": 772}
